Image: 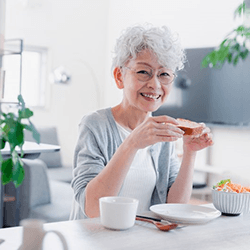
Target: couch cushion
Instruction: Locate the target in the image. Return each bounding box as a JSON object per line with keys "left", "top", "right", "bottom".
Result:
{"left": 29, "top": 180, "right": 73, "bottom": 223}
{"left": 22, "top": 159, "right": 51, "bottom": 208}
{"left": 47, "top": 167, "right": 73, "bottom": 184}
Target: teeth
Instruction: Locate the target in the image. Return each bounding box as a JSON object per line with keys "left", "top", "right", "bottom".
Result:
{"left": 142, "top": 93, "right": 160, "bottom": 99}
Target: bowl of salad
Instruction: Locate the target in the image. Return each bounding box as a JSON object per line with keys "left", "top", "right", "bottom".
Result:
{"left": 212, "top": 179, "right": 250, "bottom": 216}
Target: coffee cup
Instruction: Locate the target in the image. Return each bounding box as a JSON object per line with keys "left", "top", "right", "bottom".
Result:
{"left": 20, "top": 219, "right": 68, "bottom": 250}
{"left": 99, "top": 196, "right": 139, "bottom": 230}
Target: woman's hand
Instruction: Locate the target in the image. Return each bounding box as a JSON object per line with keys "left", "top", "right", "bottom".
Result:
{"left": 182, "top": 123, "right": 213, "bottom": 152}
{"left": 127, "top": 115, "right": 184, "bottom": 150}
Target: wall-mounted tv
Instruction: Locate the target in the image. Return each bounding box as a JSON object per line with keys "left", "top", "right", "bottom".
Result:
{"left": 153, "top": 47, "right": 250, "bottom": 126}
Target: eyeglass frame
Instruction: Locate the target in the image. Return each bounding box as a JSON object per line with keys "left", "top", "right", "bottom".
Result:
{"left": 122, "top": 66, "right": 176, "bottom": 85}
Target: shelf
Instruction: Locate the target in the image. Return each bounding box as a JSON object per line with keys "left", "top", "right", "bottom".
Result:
{"left": 0, "top": 39, "right": 23, "bottom": 56}
{"left": 0, "top": 39, "right": 23, "bottom": 104}
{"left": 0, "top": 49, "right": 22, "bottom": 56}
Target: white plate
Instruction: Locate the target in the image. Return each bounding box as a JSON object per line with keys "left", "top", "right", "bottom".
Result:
{"left": 150, "top": 204, "right": 221, "bottom": 225}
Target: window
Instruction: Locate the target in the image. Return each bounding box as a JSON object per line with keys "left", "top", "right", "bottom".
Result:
{"left": 2, "top": 43, "right": 47, "bottom": 107}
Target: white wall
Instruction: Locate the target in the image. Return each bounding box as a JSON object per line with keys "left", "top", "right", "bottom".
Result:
{"left": 209, "top": 127, "right": 250, "bottom": 184}
{"left": 104, "top": 0, "right": 242, "bottom": 108}
{"left": 5, "top": 0, "right": 109, "bottom": 167}
{"left": 5, "top": 0, "right": 249, "bottom": 182}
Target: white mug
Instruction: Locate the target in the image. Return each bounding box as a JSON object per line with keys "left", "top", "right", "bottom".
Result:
{"left": 99, "top": 196, "right": 139, "bottom": 230}
{"left": 19, "top": 219, "right": 68, "bottom": 250}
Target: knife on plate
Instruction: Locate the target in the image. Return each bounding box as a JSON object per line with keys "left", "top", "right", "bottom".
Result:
{"left": 136, "top": 215, "right": 172, "bottom": 224}
{"left": 136, "top": 215, "right": 186, "bottom": 228}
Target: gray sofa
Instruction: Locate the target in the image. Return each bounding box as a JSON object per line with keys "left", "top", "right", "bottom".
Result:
{"left": 22, "top": 127, "right": 74, "bottom": 221}
{"left": 19, "top": 159, "right": 73, "bottom": 223}
{"left": 4, "top": 127, "right": 74, "bottom": 227}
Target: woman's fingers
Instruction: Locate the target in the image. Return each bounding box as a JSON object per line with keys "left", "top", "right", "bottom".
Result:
{"left": 145, "top": 116, "right": 184, "bottom": 139}
{"left": 152, "top": 116, "right": 184, "bottom": 134}
{"left": 203, "top": 132, "right": 214, "bottom": 145}
{"left": 153, "top": 115, "right": 179, "bottom": 125}
{"left": 158, "top": 135, "right": 183, "bottom": 142}
{"left": 131, "top": 116, "right": 185, "bottom": 149}
{"left": 156, "top": 123, "right": 184, "bottom": 138}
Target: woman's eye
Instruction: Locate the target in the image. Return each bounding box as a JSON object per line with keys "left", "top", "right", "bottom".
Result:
{"left": 137, "top": 70, "right": 150, "bottom": 75}
{"left": 160, "top": 72, "right": 170, "bottom": 77}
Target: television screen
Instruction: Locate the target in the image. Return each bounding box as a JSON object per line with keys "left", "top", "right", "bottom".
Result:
{"left": 153, "top": 47, "right": 250, "bottom": 126}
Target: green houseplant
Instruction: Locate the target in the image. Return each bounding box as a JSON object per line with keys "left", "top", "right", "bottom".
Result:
{"left": 0, "top": 95, "right": 40, "bottom": 187}
{"left": 201, "top": 1, "right": 250, "bottom": 69}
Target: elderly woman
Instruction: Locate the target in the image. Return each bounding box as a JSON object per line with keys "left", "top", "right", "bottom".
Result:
{"left": 70, "top": 25, "right": 213, "bottom": 219}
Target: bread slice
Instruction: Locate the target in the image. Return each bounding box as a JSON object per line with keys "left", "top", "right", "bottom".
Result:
{"left": 177, "top": 118, "right": 203, "bottom": 135}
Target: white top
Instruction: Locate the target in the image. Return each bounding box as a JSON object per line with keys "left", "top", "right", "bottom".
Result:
{"left": 116, "top": 122, "right": 156, "bottom": 213}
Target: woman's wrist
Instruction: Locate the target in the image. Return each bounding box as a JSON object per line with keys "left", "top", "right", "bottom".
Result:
{"left": 120, "top": 135, "right": 139, "bottom": 155}
{"left": 124, "top": 134, "right": 141, "bottom": 152}
{"left": 182, "top": 146, "right": 197, "bottom": 163}
{"left": 183, "top": 144, "right": 197, "bottom": 155}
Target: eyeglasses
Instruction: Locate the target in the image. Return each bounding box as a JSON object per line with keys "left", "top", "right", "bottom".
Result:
{"left": 123, "top": 66, "right": 176, "bottom": 85}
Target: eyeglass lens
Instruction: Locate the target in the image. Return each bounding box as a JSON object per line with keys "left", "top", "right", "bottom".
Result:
{"left": 128, "top": 66, "right": 175, "bottom": 85}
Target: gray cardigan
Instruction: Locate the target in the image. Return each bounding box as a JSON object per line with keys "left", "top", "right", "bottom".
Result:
{"left": 70, "top": 108, "right": 180, "bottom": 219}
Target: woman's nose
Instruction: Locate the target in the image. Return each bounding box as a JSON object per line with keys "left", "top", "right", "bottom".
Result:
{"left": 146, "top": 75, "right": 161, "bottom": 89}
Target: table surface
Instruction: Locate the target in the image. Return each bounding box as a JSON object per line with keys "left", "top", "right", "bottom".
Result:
{"left": 1, "top": 141, "right": 60, "bottom": 155}
{"left": 0, "top": 206, "right": 250, "bottom": 250}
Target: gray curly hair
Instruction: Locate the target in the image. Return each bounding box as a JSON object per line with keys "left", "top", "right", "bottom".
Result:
{"left": 112, "top": 24, "right": 186, "bottom": 72}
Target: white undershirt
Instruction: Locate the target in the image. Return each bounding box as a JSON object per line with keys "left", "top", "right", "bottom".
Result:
{"left": 116, "top": 122, "right": 156, "bottom": 213}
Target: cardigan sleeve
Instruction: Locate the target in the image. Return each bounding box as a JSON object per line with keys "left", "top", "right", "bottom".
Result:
{"left": 71, "top": 121, "right": 106, "bottom": 218}
{"left": 167, "top": 143, "right": 181, "bottom": 191}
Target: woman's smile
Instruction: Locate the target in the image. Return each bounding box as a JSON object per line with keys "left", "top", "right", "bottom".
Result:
{"left": 140, "top": 92, "right": 161, "bottom": 101}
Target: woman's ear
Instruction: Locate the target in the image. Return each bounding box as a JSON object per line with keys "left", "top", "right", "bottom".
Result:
{"left": 113, "top": 67, "right": 124, "bottom": 89}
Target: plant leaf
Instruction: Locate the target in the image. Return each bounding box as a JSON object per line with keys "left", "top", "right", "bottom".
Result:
{"left": 201, "top": 50, "right": 218, "bottom": 68}
{"left": 218, "top": 45, "right": 230, "bottom": 64}
{"left": 0, "top": 118, "right": 5, "bottom": 125}
{"left": 22, "top": 124, "right": 32, "bottom": 131}
{"left": 1, "top": 94, "right": 39, "bottom": 187}
{"left": 12, "top": 159, "right": 25, "bottom": 188}
{"left": 233, "top": 54, "right": 240, "bottom": 65}
{"left": 18, "top": 108, "right": 33, "bottom": 119}
{"left": 0, "top": 152, "right": 3, "bottom": 163}
{"left": 227, "top": 52, "right": 233, "bottom": 63}
{"left": 28, "top": 121, "right": 40, "bottom": 144}
{"left": 5, "top": 112, "right": 16, "bottom": 121}
{"left": 240, "top": 49, "right": 249, "bottom": 59}
{"left": 234, "top": 2, "right": 245, "bottom": 19}
{"left": 1, "top": 158, "right": 13, "bottom": 185}
{"left": 0, "top": 137, "right": 6, "bottom": 150}
{"left": 7, "top": 121, "right": 24, "bottom": 147}
{"left": 18, "top": 94, "right": 26, "bottom": 109}
{"left": 220, "top": 38, "right": 229, "bottom": 47}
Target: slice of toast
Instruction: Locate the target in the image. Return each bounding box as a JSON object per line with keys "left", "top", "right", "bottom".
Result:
{"left": 177, "top": 118, "right": 203, "bottom": 135}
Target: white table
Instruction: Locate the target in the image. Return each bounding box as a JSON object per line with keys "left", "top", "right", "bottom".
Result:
{"left": 0, "top": 208, "right": 250, "bottom": 250}
{"left": 0, "top": 141, "right": 60, "bottom": 228}
{"left": 1, "top": 141, "right": 60, "bottom": 158}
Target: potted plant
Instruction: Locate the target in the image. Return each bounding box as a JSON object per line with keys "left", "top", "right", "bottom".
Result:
{"left": 0, "top": 95, "right": 40, "bottom": 188}
{"left": 201, "top": 1, "right": 250, "bottom": 69}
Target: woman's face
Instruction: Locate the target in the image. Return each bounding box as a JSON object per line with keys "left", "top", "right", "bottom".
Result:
{"left": 117, "top": 49, "right": 174, "bottom": 113}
